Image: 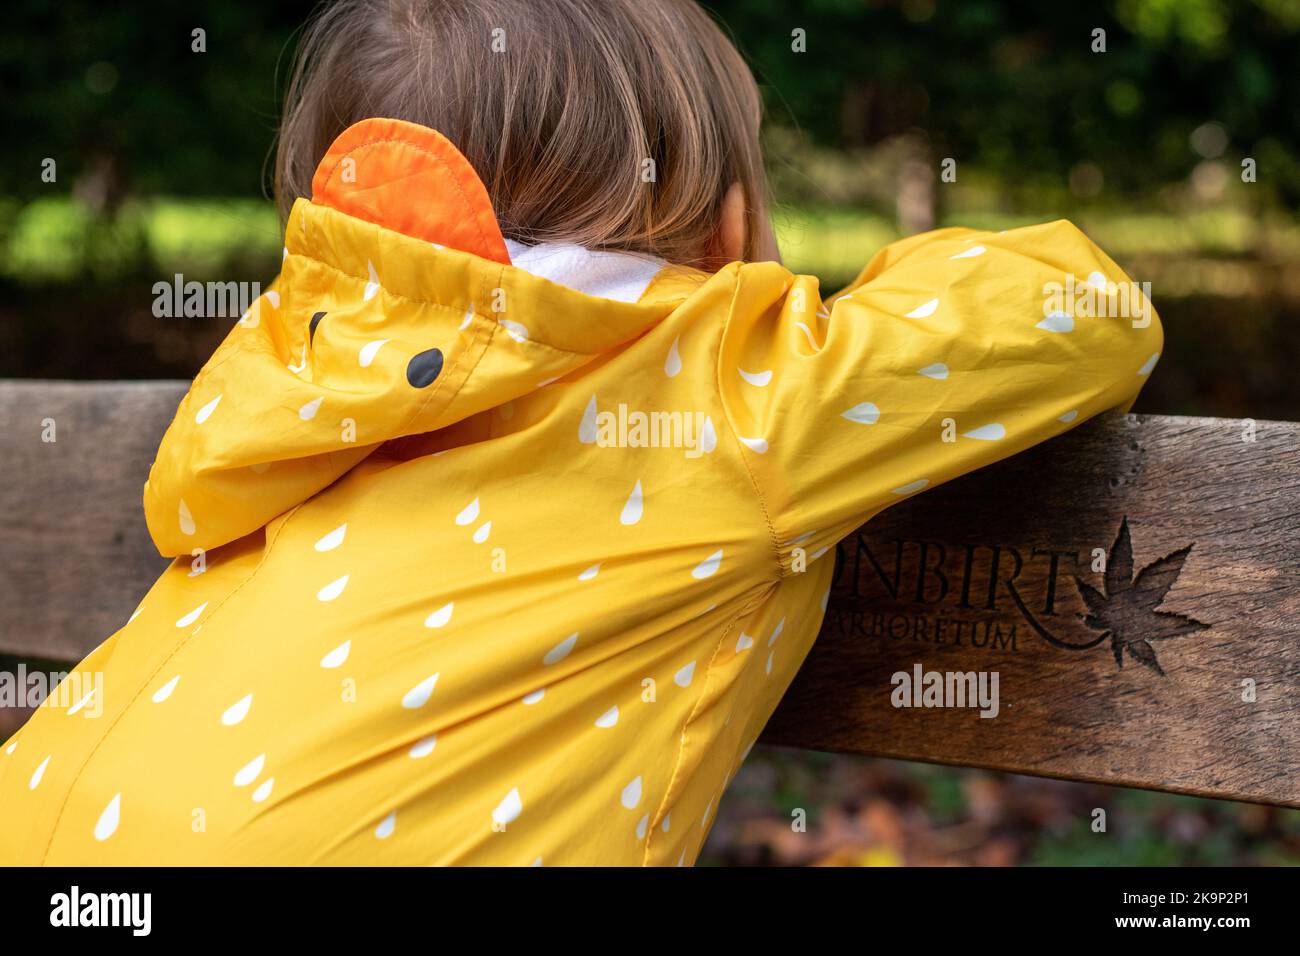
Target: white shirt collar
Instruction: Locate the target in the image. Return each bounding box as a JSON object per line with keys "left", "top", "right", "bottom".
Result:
{"left": 504, "top": 239, "right": 665, "bottom": 303}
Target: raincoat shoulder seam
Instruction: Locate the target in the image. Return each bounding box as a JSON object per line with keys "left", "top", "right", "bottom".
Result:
{"left": 712, "top": 265, "right": 788, "bottom": 582}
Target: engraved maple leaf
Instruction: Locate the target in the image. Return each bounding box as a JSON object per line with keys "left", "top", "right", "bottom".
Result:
{"left": 1073, "top": 518, "right": 1210, "bottom": 675}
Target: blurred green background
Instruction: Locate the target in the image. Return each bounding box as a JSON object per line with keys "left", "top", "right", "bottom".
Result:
{"left": 1, "top": 0, "right": 1297, "bottom": 864}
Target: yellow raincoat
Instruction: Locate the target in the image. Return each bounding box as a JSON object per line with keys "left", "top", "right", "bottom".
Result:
{"left": 0, "top": 119, "right": 1162, "bottom": 865}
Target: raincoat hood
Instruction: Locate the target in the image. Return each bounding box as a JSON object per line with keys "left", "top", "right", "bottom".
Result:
{"left": 143, "top": 118, "right": 706, "bottom": 556}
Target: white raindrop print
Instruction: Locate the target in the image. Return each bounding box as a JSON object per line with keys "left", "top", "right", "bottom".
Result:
{"left": 578, "top": 563, "right": 601, "bottom": 581}
{"left": 221, "top": 694, "right": 252, "bottom": 726}
{"left": 314, "top": 523, "right": 347, "bottom": 552}
{"left": 299, "top": 396, "right": 323, "bottom": 420}
{"left": 233, "top": 754, "right": 265, "bottom": 787}
{"left": 544, "top": 633, "right": 578, "bottom": 665}
{"left": 1058, "top": 410, "right": 1079, "bottom": 423}
{"left": 962, "top": 423, "right": 1006, "bottom": 441}
{"left": 770, "top": 619, "right": 785, "bottom": 646}
{"left": 664, "top": 336, "right": 682, "bottom": 377}
{"left": 472, "top": 521, "right": 491, "bottom": 544}
{"left": 949, "top": 245, "right": 986, "bottom": 259}
{"left": 493, "top": 788, "right": 523, "bottom": 826}
{"left": 29, "top": 756, "right": 49, "bottom": 789}
{"left": 358, "top": 339, "right": 389, "bottom": 368}
{"left": 317, "top": 574, "right": 349, "bottom": 601}
{"left": 175, "top": 602, "right": 207, "bottom": 628}
{"left": 195, "top": 394, "right": 221, "bottom": 424}
{"left": 1138, "top": 352, "right": 1160, "bottom": 376}
{"left": 499, "top": 318, "right": 529, "bottom": 343}
{"left": 674, "top": 661, "right": 696, "bottom": 688}
{"left": 736, "top": 632, "right": 754, "bottom": 652}
{"left": 455, "top": 498, "right": 480, "bottom": 526}
{"left": 363, "top": 260, "right": 380, "bottom": 301}
{"left": 738, "top": 368, "right": 772, "bottom": 387}
{"left": 739, "top": 436, "right": 768, "bottom": 453}
{"left": 401, "top": 674, "right": 439, "bottom": 709}
{"left": 621, "top": 776, "right": 642, "bottom": 809}
{"left": 794, "top": 322, "right": 822, "bottom": 352}
{"left": 905, "top": 298, "right": 939, "bottom": 318}
{"left": 620, "top": 481, "right": 644, "bottom": 526}
{"left": 919, "top": 363, "right": 949, "bottom": 380}
{"left": 93, "top": 793, "right": 121, "bottom": 841}
{"left": 320, "top": 640, "right": 350, "bottom": 669}
{"left": 67, "top": 688, "right": 96, "bottom": 716}
{"left": 424, "top": 601, "right": 454, "bottom": 629}
{"left": 691, "top": 549, "right": 723, "bottom": 579}
{"left": 252, "top": 778, "right": 274, "bottom": 803}
{"left": 891, "top": 479, "right": 929, "bottom": 496}
{"left": 409, "top": 735, "right": 437, "bottom": 758}
{"left": 699, "top": 417, "right": 717, "bottom": 454}
{"left": 522, "top": 689, "right": 545, "bottom": 705}
{"left": 1037, "top": 311, "right": 1074, "bottom": 333}
{"left": 374, "top": 811, "right": 396, "bottom": 839}
{"left": 595, "top": 706, "right": 618, "bottom": 728}
{"left": 179, "top": 499, "right": 196, "bottom": 536}
{"left": 152, "top": 675, "right": 180, "bottom": 703}
{"left": 842, "top": 402, "right": 880, "bottom": 425}
{"left": 635, "top": 815, "right": 649, "bottom": 840}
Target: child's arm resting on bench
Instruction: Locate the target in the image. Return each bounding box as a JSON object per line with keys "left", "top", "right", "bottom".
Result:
{"left": 718, "top": 218, "right": 1163, "bottom": 568}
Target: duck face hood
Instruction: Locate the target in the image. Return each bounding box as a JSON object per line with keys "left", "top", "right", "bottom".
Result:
{"left": 143, "top": 118, "right": 694, "bottom": 557}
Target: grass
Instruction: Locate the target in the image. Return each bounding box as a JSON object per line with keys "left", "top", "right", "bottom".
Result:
{"left": 4, "top": 196, "right": 1300, "bottom": 294}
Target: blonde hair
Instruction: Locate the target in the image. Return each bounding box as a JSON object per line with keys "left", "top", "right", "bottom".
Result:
{"left": 274, "top": 0, "right": 768, "bottom": 266}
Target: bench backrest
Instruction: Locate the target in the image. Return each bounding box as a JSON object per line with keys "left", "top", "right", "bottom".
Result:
{"left": 2, "top": 381, "right": 1296, "bottom": 807}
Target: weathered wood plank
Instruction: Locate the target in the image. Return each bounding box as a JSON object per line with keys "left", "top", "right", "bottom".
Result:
{"left": 0, "top": 381, "right": 181, "bottom": 659}
{"left": 762, "top": 412, "right": 1300, "bottom": 808}
{"left": 1, "top": 381, "right": 1297, "bottom": 805}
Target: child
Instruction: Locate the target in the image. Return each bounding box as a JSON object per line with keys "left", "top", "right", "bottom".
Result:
{"left": 0, "top": 0, "right": 1160, "bottom": 865}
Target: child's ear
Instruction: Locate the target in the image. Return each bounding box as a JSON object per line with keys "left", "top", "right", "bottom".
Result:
{"left": 702, "top": 182, "right": 779, "bottom": 269}
{"left": 718, "top": 181, "right": 748, "bottom": 263}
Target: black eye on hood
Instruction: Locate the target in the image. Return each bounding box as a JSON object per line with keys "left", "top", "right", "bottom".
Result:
{"left": 406, "top": 348, "right": 444, "bottom": 388}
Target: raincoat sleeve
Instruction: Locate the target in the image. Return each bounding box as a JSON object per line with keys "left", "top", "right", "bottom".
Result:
{"left": 718, "top": 219, "right": 1164, "bottom": 565}
{"left": 142, "top": 279, "right": 376, "bottom": 558}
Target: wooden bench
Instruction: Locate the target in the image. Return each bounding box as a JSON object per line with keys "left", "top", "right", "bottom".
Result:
{"left": 2, "top": 380, "right": 1297, "bottom": 808}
